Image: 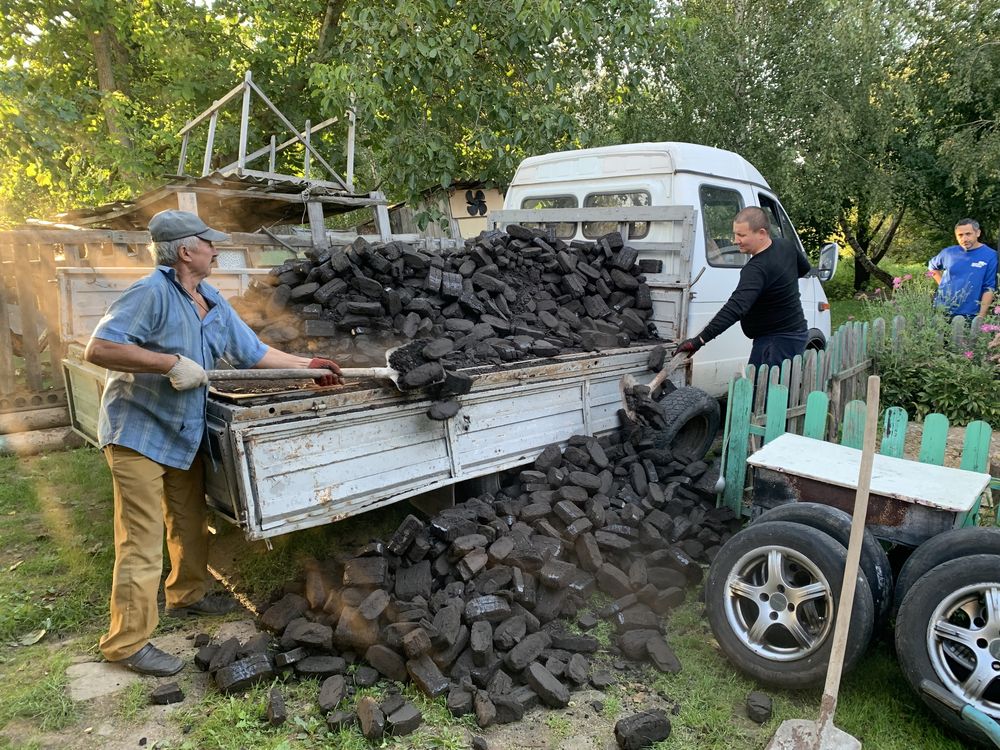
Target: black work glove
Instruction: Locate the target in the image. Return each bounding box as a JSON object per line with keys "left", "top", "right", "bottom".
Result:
{"left": 309, "top": 357, "right": 342, "bottom": 387}
{"left": 677, "top": 337, "right": 703, "bottom": 355}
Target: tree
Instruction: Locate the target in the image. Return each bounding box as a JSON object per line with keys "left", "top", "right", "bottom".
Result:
{"left": 310, "top": 0, "right": 658, "bottom": 202}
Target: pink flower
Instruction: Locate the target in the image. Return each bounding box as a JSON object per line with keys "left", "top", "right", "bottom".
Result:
{"left": 926, "top": 270, "right": 936, "bottom": 278}
{"left": 981, "top": 324, "right": 1000, "bottom": 333}
{"left": 874, "top": 287, "right": 882, "bottom": 294}
{"left": 994, "top": 305, "right": 1000, "bottom": 315}
{"left": 903, "top": 274, "right": 912, "bottom": 281}
{"left": 964, "top": 350, "right": 974, "bottom": 359}
{"left": 892, "top": 276, "right": 903, "bottom": 289}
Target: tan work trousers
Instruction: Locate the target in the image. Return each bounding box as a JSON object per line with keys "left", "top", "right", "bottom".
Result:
{"left": 99, "top": 444, "right": 210, "bottom": 661}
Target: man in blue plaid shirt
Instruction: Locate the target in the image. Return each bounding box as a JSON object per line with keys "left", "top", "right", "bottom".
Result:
{"left": 86, "top": 209, "right": 341, "bottom": 676}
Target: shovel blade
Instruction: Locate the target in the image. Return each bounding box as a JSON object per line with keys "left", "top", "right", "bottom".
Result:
{"left": 766, "top": 720, "right": 861, "bottom": 750}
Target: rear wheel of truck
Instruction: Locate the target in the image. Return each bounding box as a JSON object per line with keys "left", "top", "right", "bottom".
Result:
{"left": 653, "top": 386, "right": 719, "bottom": 462}
{"left": 895, "top": 553, "right": 1000, "bottom": 746}
{"left": 705, "top": 520, "right": 875, "bottom": 689}
{"left": 753, "top": 502, "right": 894, "bottom": 633}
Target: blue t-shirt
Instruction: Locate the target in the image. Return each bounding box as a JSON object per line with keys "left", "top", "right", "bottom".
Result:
{"left": 91, "top": 266, "right": 268, "bottom": 469}
{"left": 928, "top": 244, "right": 998, "bottom": 316}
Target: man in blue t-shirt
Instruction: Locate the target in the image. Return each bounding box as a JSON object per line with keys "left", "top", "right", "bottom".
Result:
{"left": 928, "top": 218, "right": 998, "bottom": 319}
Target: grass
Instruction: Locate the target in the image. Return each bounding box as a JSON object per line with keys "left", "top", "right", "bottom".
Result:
{"left": 0, "top": 447, "right": 977, "bottom": 749}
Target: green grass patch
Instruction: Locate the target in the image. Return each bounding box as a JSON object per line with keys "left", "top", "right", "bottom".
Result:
{"left": 115, "top": 681, "right": 149, "bottom": 723}
{"left": 653, "top": 601, "right": 965, "bottom": 749}
{"left": 0, "top": 648, "right": 76, "bottom": 732}
{"left": 0, "top": 449, "right": 114, "bottom": 644}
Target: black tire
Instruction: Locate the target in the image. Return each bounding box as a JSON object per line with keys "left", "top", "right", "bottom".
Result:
{"left": 895, "top": 554, "right": 1000, "bottom": 747}
{"left": 705, "top": 520, "right": 875, "bottom": 689}
{"left": 892, "top": 527, "right": 1000, "bottom": 619}
{"left": 653, "top": 386, "right": 720, "bottom": 461}
{"left": 754, "top": 503, "right": 894, "bottom": 633}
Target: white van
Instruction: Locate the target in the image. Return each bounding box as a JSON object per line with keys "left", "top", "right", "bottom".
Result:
{"left": 495, "top": 142, "right": 838, "bottom": 397}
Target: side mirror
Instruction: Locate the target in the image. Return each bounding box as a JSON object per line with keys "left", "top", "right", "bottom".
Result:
{"left": 817, "top": 242, "right": 839, "bottom": 282}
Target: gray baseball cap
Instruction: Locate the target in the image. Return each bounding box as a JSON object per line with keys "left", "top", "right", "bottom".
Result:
{"left": 148, "top": 210, "right": 230, "bottom": 243}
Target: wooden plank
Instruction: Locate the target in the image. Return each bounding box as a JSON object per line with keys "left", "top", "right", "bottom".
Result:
{"left": 787, "top": 354, "right": 804, "bottom": 434}
{"left": 346, "top": 107, "right": 356, "bottom": 191}
{"left": 372, "top": 191, "right": 393, "bottom": 243}
{"left": 13, "top": 250, "right": 43, "bottom": 391}
{"left": 303, "top": 119, "right": 311, "bottom": 178}
{"left": 178, "top": 132, "right": 189, "bottom": 175}
{"left": 202, "top": 110, "right": 219, "bottom": 176}
{"left": 754, "top": 364, "right": 769, "bottom": 417}
{"left": 0, "top": 251, "right": 16, "bottom": 396}
{"left": 802, "top": 390, "right": 829, "bottom": 439}
{"left": 871, "top": 317, "right": 885, "bottom": 349}
{"left": 841, "top": 400, "right": 867, "bottom": 449}
{"left": 960, "top": 421, "right": 993, "bottom": 473}
{"left": 880, "top": 406, "right": 908, "bottom": 458}
{"left": 763, "top": 384, "right": 789, "bottom": 444}
{"left": 722, "top": 377, "right": 754, "bottom": 515}
{"left": 237, "top": 71, "right": 252, "bottom": 172}
{"left": 36, "top": 246, "right": 64, "bottom": 391}
{"left": 306, "top": 202, "right": 328, "bottom": 251}
{"left": 918, "top": 413, "right": 950, "bottom": 466}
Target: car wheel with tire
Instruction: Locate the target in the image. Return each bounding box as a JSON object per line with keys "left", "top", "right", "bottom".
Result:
{"left": 892, "top": 527, "right": 1000, "bottom": 619}
{"left": 754, "top": 502, "right": 894, "bottom": 632}
{"left": 705, "top": 520, "right": 875, "bottom": 688}
{"left": 652, "top": 386, "right": 719, "bottom": 462}
{"left": 895, "top": 554, "right": 1000, "bottom": 747}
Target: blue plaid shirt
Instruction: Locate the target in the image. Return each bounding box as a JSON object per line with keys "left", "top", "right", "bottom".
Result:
{"left": 92, "top": 266, "right": 268, "bottom": 469}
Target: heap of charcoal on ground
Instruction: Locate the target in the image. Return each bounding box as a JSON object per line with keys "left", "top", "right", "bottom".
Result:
{"left": 194, "top": 423, "right": 739, "bottom": 744}
{"left": 229, "top": 226, "right": 659, "bottom": 418}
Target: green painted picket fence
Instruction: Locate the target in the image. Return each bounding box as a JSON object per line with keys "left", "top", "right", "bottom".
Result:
{"left": 717, "top": 317, "right": 999, "bottom": 521}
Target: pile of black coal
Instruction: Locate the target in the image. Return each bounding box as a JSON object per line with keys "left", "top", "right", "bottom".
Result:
{"left": 196, "top": 424, "right": 740, "bottom": 738}
{"left": 231, "top": 226, "right": 658, "bottom": 372}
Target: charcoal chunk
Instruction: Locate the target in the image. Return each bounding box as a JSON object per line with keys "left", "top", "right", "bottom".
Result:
{"left": 406, "top": 654, "right": 450, "bottom": 697}
{"left": 215, "top": 653, "right": 274, "bottom": 694}
{"left": 505, "top": 631, "right": 552, "bottom": 671}
{"left": 260, "top": 593, "right": 308, "bottom": 633}
{"left": 150, "top": 682, "right": 184, "bottom": 705}
{"left": 357, "top": 696, "right": 386, "bottom": 741}
{"left": 266, "top": 688, "right": 286, "bottom": 726}
{"left": 747, "top": 691, "right": 773, "bottom": 724}
{"left": 318, "top": 675, "right": 346, "bottom": 712}
{"left": 524, "top": 662, "right": 570, "bottom": 708}
{"left": 645, "top": 635, "right": 682, "bottom": 674}
{"left": 614, "top": 709, "right": 672, "bottom": 749}
{"left": 366, "top": 644, "right": 408, "bottom": 682}
{"left": 387, "top": 702, "right": 423, "bottom": 736}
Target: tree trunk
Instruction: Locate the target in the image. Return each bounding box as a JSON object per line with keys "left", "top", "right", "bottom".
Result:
{"left": 90, "top": 26, "right": 133, "bottom": 150}
{"left": 317, "top": 0, "right": 348, "bottom": 59}
{"left": 854, "top": 257, "right": 871, "bottom": 290}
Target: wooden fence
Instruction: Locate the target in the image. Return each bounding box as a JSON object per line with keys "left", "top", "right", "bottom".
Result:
{"left": 718, "top": 314, "right": 998, "bottom": 513}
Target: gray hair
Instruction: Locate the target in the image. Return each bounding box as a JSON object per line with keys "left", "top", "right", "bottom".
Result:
{"left": 150, "top": 235, "right": 199, "bottom": 266}
{"left": 955, "top": 218, "right": 980, "bottom": 231}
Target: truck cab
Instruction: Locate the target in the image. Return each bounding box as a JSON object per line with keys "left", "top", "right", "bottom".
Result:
{"left": 501, "top": 142, "right": 835, "bottom": 397}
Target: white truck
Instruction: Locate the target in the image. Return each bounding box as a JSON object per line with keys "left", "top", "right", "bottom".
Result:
{"left": 496, "top": 142, "right": 838, "bottom": 397}
{"left": 60, "top": 142, "right": 837, "bottom": 542}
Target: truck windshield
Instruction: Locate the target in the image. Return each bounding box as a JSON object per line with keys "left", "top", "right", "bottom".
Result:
{"left": 519, "top": 195, "right": 577, "bottom": 239}
{"left": 700, "top": 185, "right": 746, "bottom": 268}
{"left": 582, "top": 191, "right": 651, "bottom": 240}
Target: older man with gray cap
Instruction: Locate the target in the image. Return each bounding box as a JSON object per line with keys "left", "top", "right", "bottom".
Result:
{"left": 85, "top": 209, "right": 341, "bottom": 676}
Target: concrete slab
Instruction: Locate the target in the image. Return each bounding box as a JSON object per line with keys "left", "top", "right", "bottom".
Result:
{"left": 67, "top": 662, "right": 141, "bottom": 702}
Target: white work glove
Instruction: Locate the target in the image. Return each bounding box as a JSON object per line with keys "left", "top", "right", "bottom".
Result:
{"left": 166, "top": 355, "right": 208, "bottom": 391}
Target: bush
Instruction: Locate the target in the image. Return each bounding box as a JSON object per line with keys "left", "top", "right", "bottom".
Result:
{"left": 866, "top": 276, "right": 1000, "bottom": 425}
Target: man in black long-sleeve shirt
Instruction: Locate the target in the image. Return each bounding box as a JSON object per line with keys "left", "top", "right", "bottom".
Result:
{"left": 678, "top": 206, "right": 811, "bottom": 369}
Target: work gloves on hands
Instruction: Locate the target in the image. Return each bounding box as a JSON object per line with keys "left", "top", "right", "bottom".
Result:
{"left": 167, "top": 355, "right": 209, "bottom": 391}
{"left": 677, "top": 336, "right": 704, "bottom": 355}
{"left": 309, "top": 357, "right": 342, "bottom": 387}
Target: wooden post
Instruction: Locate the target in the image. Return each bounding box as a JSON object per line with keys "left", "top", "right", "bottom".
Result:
{"left": 36, "top": 245, "right": 65, "bottom": 391}
{"left": 346, "top": 107, "right": 356, "bottom": 192}
{"left": 202, "top": 110, "right": 218, "bottom": 176}
{"left": 237, "top": 71, "right": 252, "bottom": 174}
{"left": 0, "top": 245, "right": 16, "bottom": 397}
{"left": 306, "top": 201, "right": 328, "bottom": 251}
{"left": 13, "top": 243, "right": 43, "bottom": 392}
{"left": 372, "top": 191, "right": 393, "bottom": 243}
{"left": 178, "top": 133, "right": 189, "bottom": 175}
{"left": 269, "top": 135, "right": 277, "bottom": 174}
{"left": 303, "top": 119, "right": 311, "bottom": 178}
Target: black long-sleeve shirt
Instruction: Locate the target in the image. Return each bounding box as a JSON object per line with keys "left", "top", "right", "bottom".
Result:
{"left": 699, "top": 237, "right": 810, "bottom": 343}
